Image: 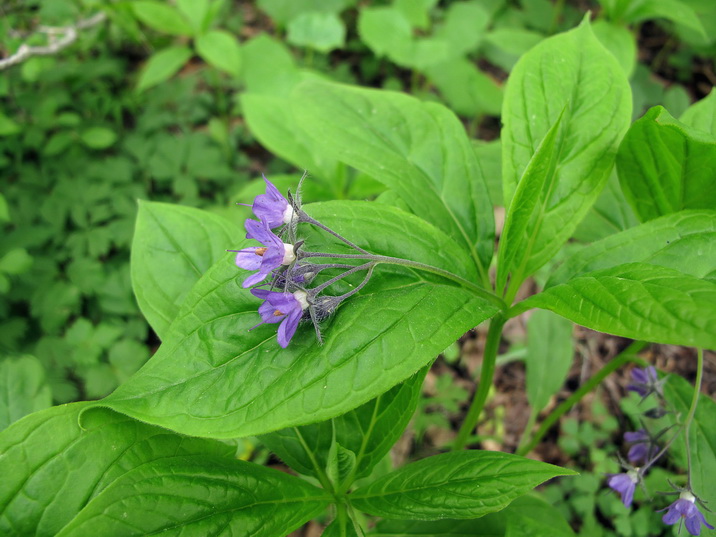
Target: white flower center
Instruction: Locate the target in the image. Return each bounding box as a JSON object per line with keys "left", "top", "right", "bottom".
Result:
{"left": 282, "top": 243, "right": 296, "bottom": 265}
{"left": 282, "top": 205, "right": 295, "bottom": 225}
{"left": 627, "top": 470, "right": 639, "bottom": 483}
{"left": 293, "top": 290, "right": 309, "bottom": 310}
{"left": 680, "top": 491, "right": 696, "bottom": 503}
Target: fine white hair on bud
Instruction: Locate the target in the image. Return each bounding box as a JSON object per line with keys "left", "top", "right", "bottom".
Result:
{"left": 282, "top": 243, "right": 296, "bottom": 265}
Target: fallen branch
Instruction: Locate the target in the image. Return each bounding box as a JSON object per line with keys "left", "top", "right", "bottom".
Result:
{"left": 0, "top": 11, "right": 107, "bottom": 70}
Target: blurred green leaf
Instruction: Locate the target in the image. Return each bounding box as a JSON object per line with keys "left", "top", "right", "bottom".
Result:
{"left": 79, "top": 127, "right": 117, "bottom": 149}
{"left": 394, "top": 0, "right": 438, "bottom": 30}
{"left": 0, "top": 356, "right": 52, "bottom": 431}
{"left": 0, "top": 248, "right": 33, "bottom": 275}
{"left": 287, "top": 12, "right": 346, "bottom": 53}
{"left": 195, "top": 30, "right": 242, "bottom": 77}
{"left": 176, "top": 0, "right": 210, "bottom": 34}
{"left": 131, "top": 1, "right": 193, "bottom": 35}
{"left": 592, "top": 20, "right": 636, "bottom": 78}
{"left": 0, "top": 113, "right": 21, "bottom": 136}
{"left": 680, "top": 90, "right": 716, "bottom": 136}
{"left": 137, "top": 46, "right": 193, "bottom": 92}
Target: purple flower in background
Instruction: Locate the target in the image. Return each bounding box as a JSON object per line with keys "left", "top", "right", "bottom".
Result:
{"left": 661, "top": 492, "right": 714, "bottom": 536}
{"left": 250, "top": 174, "right": 295, "bottom": 229}
{"left": 235, "top": 219, "right": 295, "bottom": 288}
{"left": 624, "top": 429, "right": 658, "bottom": 466}
{"left": 250, "top": 289, "right": 309, "bottom": 348}
{"left": 627, "top": 366, "right": 664, "bottom": 399}
{"left": 607, "top": 471, "right": 640, "bottom": 507}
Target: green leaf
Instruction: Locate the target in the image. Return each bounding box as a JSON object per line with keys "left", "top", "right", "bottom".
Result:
{"left": 426, "top": 59, "right": 503, "bottom": 117}
{"left": 137, "top": 46, "right": 193, "bottom": 92}
{"left": 505, "top": 495, "right": 575, "bottom": 536}
{"left": 79, "top": 127, "right": 117, "bottom": 149}
{"left": 332, "top": 364, "right": 428, "bottom": 482}
{"left": 515, "top": 263, "right": 716, "bottom": 350}
{"left": 571, "top": 170, "right": 639, "bottom": 242}
{"left": 502, "top": 18, "right": 631, "bottom": 207}
{"left": 130, "top": 200, "right": 242, "bottom": 341}
{"left": 0, "top": 248, "right": 33, "bottom": 275}
{"left": 663, "top": 374, "right": 716, "bottom": 513}
{"left": 357, "top": 7, "right": 413, "bottom": 64}
{"left": 292, "top": 80, "right": 495, "bottom": 284}
{"left": 0, "top": 194, "right": 8, "bottom": 222}
{"left": 496, "top": 110, "right": 567, "bottom": 295}
{"left": 131, "top": 1, "right": 193, "bottom": 35}
{"left": 0, "top": 356, "right": 52, "bottom": 431}
{"left": 526, "top": 310, "right": 574, "bottom": 413}
{"left": 616, "top": 106, "right": 716, "bottom": 222}
{"left": 548, "top": 210, "right": 716, "bottom": 287}
{"left": 592, "top": 20, "right": 636, "bottom": 78}
{"left": 394, "top": 0, "right": 438, "bottom": 30}
{"left": 176, "top": 0, "right": 209, "bottom": 34}
{"left": 350, "top": 451, "right": 575, "bottom": 520}
{"left": 263, "top": 365, "right": 428, "bottom": 485}
{"left": 622, "top": 0, "right": 707, "bottom": 38}
{"left": 370, "top": 517, "right": 506, "bottom": 537}
{"left": 0, "top": 403, "right": 233, "bottom": 537}
{"left": 90, "top": 201, "right": 500, "bottom": 439}
{"left": 55, "top": 454, "right": 329, "bottom": 537}
{"left": 0, "top": 113, "right": 21, "bottom": 136}
{"left": 323, "top": 517, "right": 362, "bottom": 537}
{"left": 499, "top": 17, "right": 631, "bottom": 294}
{"left": 434, "top": 1, "right": 490, "bottom": 56}
{"left": 257, "top": 0, "right": 353, "bottom": 25}
{"left": 195, "top": 30, "right": 242, "bottom": 77}
{"left": 287, "top": 12, "right": 346, "bottom": 53}
{"left": 680, "top": 90, "right": 716, "bottom": 137}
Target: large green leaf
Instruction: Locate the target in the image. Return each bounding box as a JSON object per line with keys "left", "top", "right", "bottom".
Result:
{"left": 680, "top": 90, "right": 716, "bottom": 136}
{"left": 131, "top": 201, "right": 242, "bottom": 341}
{"left": 56, "top": 454, "right": 330, "bottom": 537}
{"left": 515, "top": 264, "right": 716, "bottom": 350}
{"left": 498, "top": 17, "right": 631, "bottom": 296}
{"left": 501, "top": 17, "right": 631, "bottom": 207}
{"left": 548, "top": 210, "right": 716, "bottom": 287}
{"left": 292, "top": 80, "right": 495, "bottom": 284}
{"left": 0, "top": 403, "right": 232, "bottom": 537}
{"left": 350, "top": 451, "right": 574, "bottom": 520}
{"left": 88, "top": 201, "right": 500, "bottom": 438}
{"left": 368, "top": 495, "right": 574, "bottom": 536}
{"left": 131, "top": 1, "right": 193, "bottom": 35}
{"left": 616, "top": 106, "right": 716, "bottom": 222}
{"left": 263, "top": 365, "right": 428, "bottom": 486}
{"left": 0, "top": 356, "right": 52, "bottom": 431}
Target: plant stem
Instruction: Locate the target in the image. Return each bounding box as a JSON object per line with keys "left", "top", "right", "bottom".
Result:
{"left": 684, "top": 348, "right": 704, "bottom": 489}
{"left": 454, "top": 314, "right": 507, "bottom": 450}
{"left": 301, "top": 251, "right": 507, "bottom": 311}
{"left": 516, "top": 340, "right": 648, "bottom": 456}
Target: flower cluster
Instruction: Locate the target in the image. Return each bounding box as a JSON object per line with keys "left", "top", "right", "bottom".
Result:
{"left": 232, "top": 175, "right": 375, "bottom": 348}
{"left": 606, "top": 366, "right": 712, "bottom": 536}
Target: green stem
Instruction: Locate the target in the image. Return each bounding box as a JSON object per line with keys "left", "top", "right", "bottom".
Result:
{"left": 303, "top": 252, "right": 507, "bottom": 311}
{"left": 684, "top": 348, "right": 704, "bottom": 488}
{"left": 454, "top": 314, "right": 507, "bottom": 450}
{"left": 516, "top": 341, "right": 647, "bottom": 456}
{"left": 335, "top": 501, "right": 349, "bottom": 536}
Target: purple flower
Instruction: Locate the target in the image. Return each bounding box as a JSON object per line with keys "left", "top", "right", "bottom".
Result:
{"left": 624, "top": 429, "right": 657, "bottom": 466}
{"left": 250, "top": 289, "right": 308, "bottom": 348}
{"left": 607, "top": 471, "right": 639, "bottom": 507}
{"left": 661, "top": 492, "right": 714, "bottom": 536}
{"left": 251, "top": 174, "right": 294, "bottom": 229}
{"left": 235, "top": 219, "right": 295, "bottom": 288}
{"left": 627, "top": 366, "right": 663, "bottom": 399}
